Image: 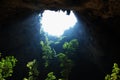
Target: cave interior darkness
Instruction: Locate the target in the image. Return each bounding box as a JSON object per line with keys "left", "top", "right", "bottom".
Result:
{"left": 0, "top": 1, "right": 120, "bottom": 80}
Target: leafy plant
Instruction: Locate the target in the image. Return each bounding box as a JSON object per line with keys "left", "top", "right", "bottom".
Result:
{"left": 105, "top": 63, "right": 120, "bottom": 80}
{"left": 23, "top": 59, "right": 39, "bottom": 80}
{"left": 57, "top": 39, "right": 79, "bottom": 80}
{"left": 40, "top": 30, "right": 79, "bottom": 80}
{"left": 60, "top": 59, "right": 73, "bottom": 80}
{"left": 40, "top": 35, "right": 55, "bottom": 67}
{"left": 63, "top": 39, "right": 79, "bottom": 54}
{"left": 57, "top": 53, "right": 66, "bottom": 67}
{"left": 0, "top": 53, "right": 17, "bottom": 80}
{"left": 57, "top": 53, "right": 73, "bottom": 80}
{"left": 45, "top": 72, "right": 56, "bottom": 80}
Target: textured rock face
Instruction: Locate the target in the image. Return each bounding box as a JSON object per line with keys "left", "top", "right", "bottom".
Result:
{"left": 0, "top": 0, "right": 120, "bottom": 21}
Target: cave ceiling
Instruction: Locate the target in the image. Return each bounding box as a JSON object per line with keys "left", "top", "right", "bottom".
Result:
{"left": 0, "top": 0, "right": 120, "bottom": 22}
{"left": 0, "top": 0, "right": 120, "bottom": 58}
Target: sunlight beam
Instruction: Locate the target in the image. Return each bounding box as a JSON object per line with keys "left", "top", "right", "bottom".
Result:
{"left": 40, "top": 10, "right": 77, "bottom": 37}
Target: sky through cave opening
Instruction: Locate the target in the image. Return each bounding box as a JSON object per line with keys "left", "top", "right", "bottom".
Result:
{"left": 40, "top": 10, "right": 78, "bottom": 37}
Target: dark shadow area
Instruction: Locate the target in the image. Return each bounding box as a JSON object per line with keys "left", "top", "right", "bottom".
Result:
{"left": 0, "top": 9, "right": 120, "bottom": 80}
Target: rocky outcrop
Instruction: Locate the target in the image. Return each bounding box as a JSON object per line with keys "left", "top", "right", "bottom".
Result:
{"left": 0, "top": 0, "right": 120, "bottom": 21}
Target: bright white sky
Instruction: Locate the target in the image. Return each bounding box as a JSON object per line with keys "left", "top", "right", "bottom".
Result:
{"left": 40, "top": 10, "right": 77, "bottom": 37}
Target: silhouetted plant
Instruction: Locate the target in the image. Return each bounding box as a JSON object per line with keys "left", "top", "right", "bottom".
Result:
{"left": 57, "top": 39, "right": 78, "bottom": 80}
{"left": 23, "top": 59, "right": 39, "bottom": 80}
{"left": 63, "top": 39, "right": 79, "bottom": 54}
{"left": 0, "top": 53, "right": 17, "bottom": 80}
{"left": 40, "top": 35, "right": 55, "bottom": 67}
{"left": 57, "top": 53, "right": 66, "bottom": 67}
{"left": 105, "top": 63, "right": 120, "bottom": 80}
{"left": 40, "top": 30, "right": 79, "bottom": 80}
{"left": 60, "top": 59, "right": 73, "bottom": 80}
{"left": 45, "top": 72, "right": 56, "bottom": 80}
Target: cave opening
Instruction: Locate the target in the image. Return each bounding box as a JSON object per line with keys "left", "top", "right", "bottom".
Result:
{"left": 39, "top": 10, "right": 78, "bottom": 37}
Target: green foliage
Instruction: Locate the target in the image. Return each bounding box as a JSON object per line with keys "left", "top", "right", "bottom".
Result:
{"left": 63, "top": 39, "right": 79, "bottom": 53}
{"left": 57, "top": 53, "right": 66, "bottom": 67}
{"left": 58, "top": 39, "right": 79, "bottom": 80}
{"left": 105, "top": 63, "right": 120, "bottom": 80}
{"left": 58, "top": 79, "right": 64, "bottom": 80}
{"left": 60, "top": 59, "right": 73, "bottom": 80}
{"left": 40, "top": 32, "right": 79, "bottom": 80}
{"left": 40, "top": 35, "right": 55, "bottom": 67}
{"left": 40, "top": 40, "right": 54, "bottom": 60}
{"left": 53, "top": 39, "right": 78, "bottom": 80}
{"left": 45, "top": 72, "right": 56, "bottom": 80}
{"left": 0, "top": 54, "right": 17, "bottom": 80}
{"left": 57, "top": 53, "right": 66, "bottom": 61}
{"left": 24, "top": 59, "right": 39, "bottom": 80}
